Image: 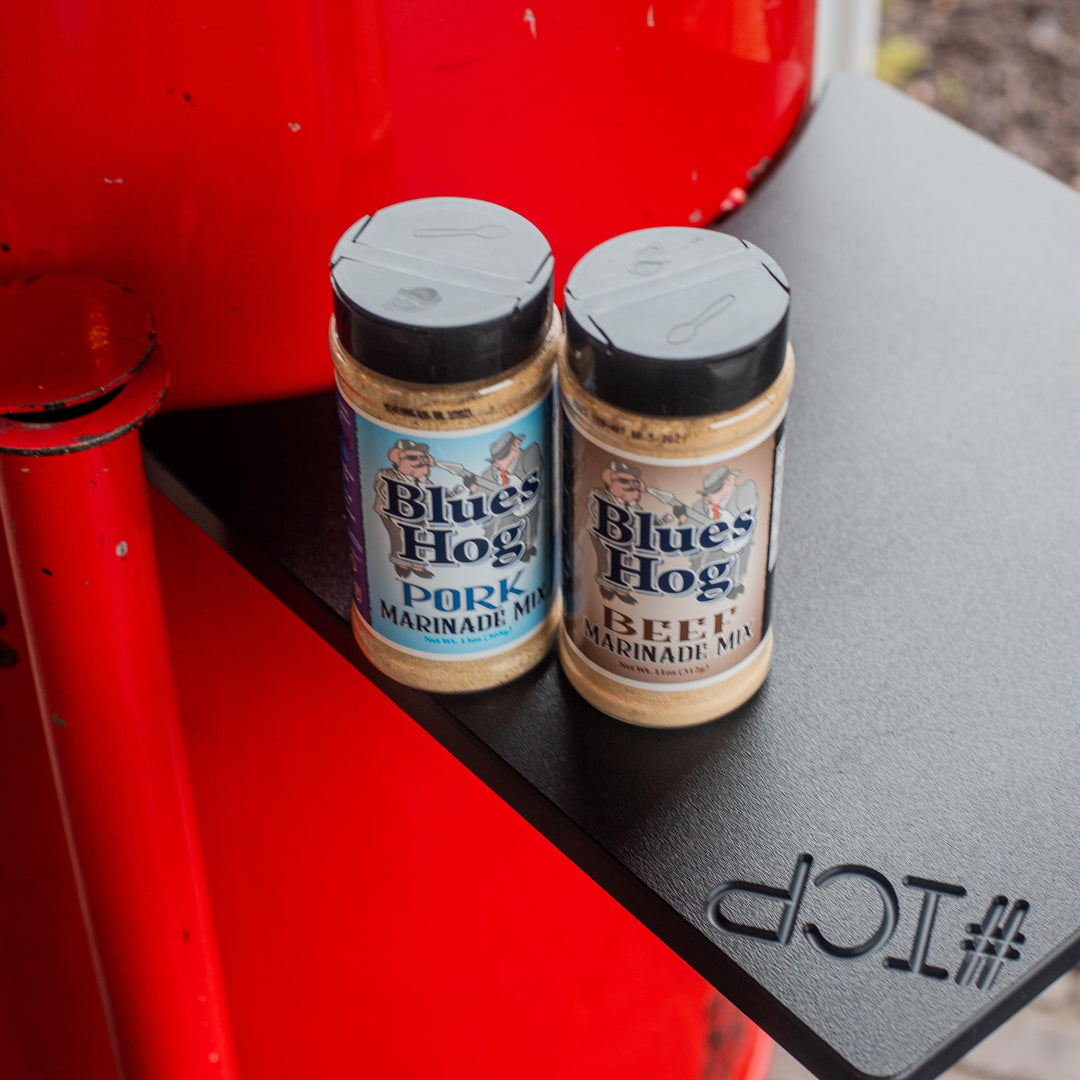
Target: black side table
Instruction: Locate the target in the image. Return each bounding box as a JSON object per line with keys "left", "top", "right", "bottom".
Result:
{"left": 145, "top": 75, "right": 1080, "bottom": 1080}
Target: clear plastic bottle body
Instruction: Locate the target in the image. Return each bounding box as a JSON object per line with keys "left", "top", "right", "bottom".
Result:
{"left": 331, "top": 312, "right": 562, "bottom": 692}
{"left": 558, "top": 343, "right": 794, "bottom": 726}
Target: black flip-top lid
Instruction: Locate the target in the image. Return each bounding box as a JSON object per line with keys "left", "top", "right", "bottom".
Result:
{"left": 330, "top": 197, "right": 554, "bottom": 385}
{"left": 563, "top": 228, "right": 790, "bottom": 416}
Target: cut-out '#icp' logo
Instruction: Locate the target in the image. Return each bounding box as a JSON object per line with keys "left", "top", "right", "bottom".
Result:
{"left": 706, "top": 854, "right": 1029, "bottom": 991}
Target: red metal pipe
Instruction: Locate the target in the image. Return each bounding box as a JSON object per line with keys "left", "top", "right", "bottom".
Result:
{"left": 0, "top": 277, "right": 237, "bottom": 1080}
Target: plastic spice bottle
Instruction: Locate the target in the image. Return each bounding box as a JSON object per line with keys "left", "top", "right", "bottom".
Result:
{"left": 330, "top": 197, "right": 561, "bottom": 692}
{"left": 559, "top": 228, "right": 794, "bottom": 726}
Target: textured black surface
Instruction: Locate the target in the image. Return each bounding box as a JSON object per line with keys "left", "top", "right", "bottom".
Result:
{"left": 144, "top": 76, "right": 1080, "bottom": 1080}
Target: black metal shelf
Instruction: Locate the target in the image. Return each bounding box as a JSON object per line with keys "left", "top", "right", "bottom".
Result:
{"left": 143, "top": 75, "right": 1080, "bottom": 1080}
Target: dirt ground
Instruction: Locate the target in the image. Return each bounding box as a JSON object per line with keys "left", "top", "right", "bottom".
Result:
{"left": 878, "top": 0, "right": 1080, "bottom": 189}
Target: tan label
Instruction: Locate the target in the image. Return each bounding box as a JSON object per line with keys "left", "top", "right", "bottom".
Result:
{"left": 563, "top": 409, "right": 784, "bottom": 688}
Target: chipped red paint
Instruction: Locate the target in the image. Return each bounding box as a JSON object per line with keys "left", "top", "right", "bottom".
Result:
{"left": 0, "top": 274, "right": 774, "bottom": 1077}
{"left": 0, "top": 0, "right": 815, "bottom": 410}
{"left": 0, "top": 277, "right": 156, "bottom": 417}
{"left": 0, "top": 278, "right": 237, "bottom": 1080}
{"left": 0, "top": 488, "right": 777, "bottom": 1079}
{"left": 0, "top": 0, "right": 815, "bottom": 1066}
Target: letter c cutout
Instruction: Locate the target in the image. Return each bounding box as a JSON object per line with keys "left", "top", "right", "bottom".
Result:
{"left": 803, "top": 865, "right": 899, "bottom": 959}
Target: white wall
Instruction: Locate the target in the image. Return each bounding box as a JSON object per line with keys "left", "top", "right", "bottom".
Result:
{"left": 813, "top": 0, "right": 882, "bottom": 98}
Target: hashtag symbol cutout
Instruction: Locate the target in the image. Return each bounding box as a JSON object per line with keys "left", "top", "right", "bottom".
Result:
{"left": 956, "top": 896, "right": 1029, "bottom": 990}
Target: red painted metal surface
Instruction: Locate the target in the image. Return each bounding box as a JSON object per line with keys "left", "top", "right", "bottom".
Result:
{"left": 152, "top": 492, "right": 775, "bottom": 1080}
{"left": 0, "top": 0, "right": 815, "bottom": 410}
{"left": 0, "top": 276, "right": 156, "bottom": 415}
{"left": 0, "top": 487, "right": 776, "bottom": 1078}
{"left": 0, "top": 280, "right": 237, "bottom": 1080}
{"left": 0, "top": 497, "right": 116, "bottom": 1078}
{"left": 0, "top": 4, "right": 816, "bottom": 1068}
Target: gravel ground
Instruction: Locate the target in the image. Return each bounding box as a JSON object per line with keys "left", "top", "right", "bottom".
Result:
{"left": 878, "top": 0, "right": 1080, "bottom": 188}
{"left": 767, "top": 966, "right": 1080, "bottom": 1079}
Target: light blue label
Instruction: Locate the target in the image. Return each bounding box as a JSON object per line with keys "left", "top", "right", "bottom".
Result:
{"left": 340, "top": 389, "right": 554, "bottom": 658}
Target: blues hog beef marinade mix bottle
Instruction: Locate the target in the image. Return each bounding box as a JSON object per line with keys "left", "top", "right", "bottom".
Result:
{"left": 330, "top": 197, "right": 561, "bottom": 692}
{"left": 559, "top": 228, "right": 793, "bottom": 726}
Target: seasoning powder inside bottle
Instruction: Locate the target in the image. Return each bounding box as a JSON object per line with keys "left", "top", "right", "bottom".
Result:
{"left": 559, "top": 228, "right": 793, "bottom": 726}
{"left": 330, "top": 197, "right": 561, "bottom": 692}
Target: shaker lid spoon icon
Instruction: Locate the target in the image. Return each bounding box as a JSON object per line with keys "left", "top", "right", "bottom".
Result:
{"left": 666, "top": 293, "right": 737, "bottom": 345}
{"left": 412, "top": 224, "right": 510, "bottom": 239}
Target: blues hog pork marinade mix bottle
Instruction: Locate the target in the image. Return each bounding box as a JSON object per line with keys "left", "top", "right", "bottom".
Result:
{"left": 330, "top": 197, "right": 561, "bottom": 691}
{"left": 559, "top": 228, "right": 793, "bottom": 726}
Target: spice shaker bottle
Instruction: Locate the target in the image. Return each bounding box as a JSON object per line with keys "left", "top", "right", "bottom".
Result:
{"left": 559, "top": 228, "right": 793, "bottom": 726}
{"left": 330, "top": 197, "right": 561, "bottom": 692}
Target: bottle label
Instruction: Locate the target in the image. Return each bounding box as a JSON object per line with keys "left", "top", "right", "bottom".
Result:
{"left": 562, "top": 405, "right": 786, "bottom": 688}
{"left": 338, "top": 385, "right": 554, "bottom": 659}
